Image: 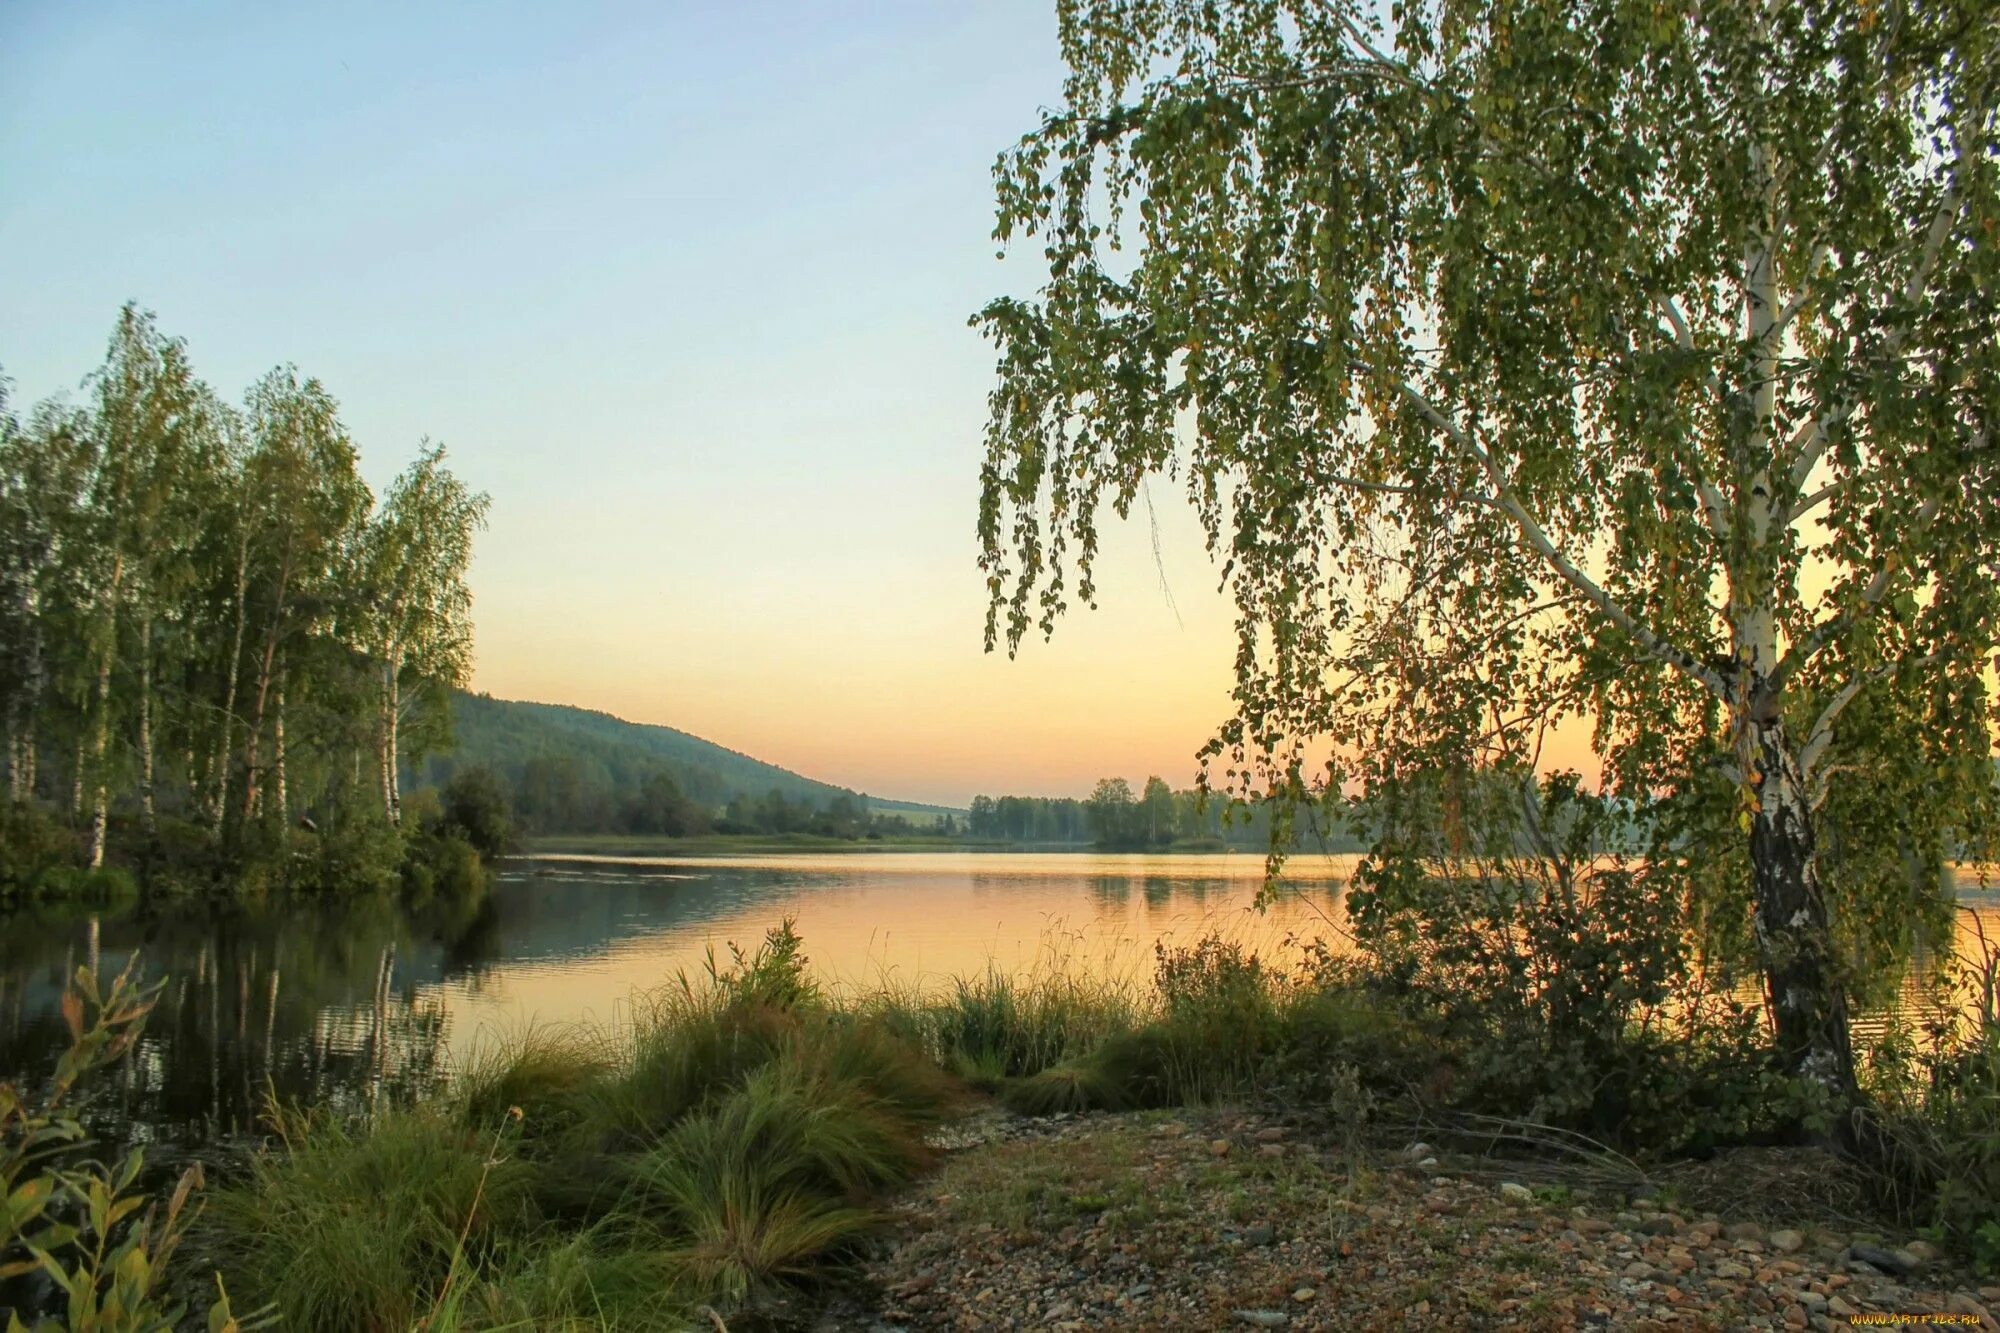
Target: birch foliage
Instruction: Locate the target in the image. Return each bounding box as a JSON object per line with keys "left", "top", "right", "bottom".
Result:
{"left": 975, "top": 0, "right": 2000, "bottom": 1089}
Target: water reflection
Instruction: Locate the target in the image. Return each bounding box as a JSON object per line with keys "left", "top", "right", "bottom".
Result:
{"left": 0, "top": 895, "right": 478, "bottom": 1152}
{"left": 1, "top": 852, "right": 1993, "bottom": 1173}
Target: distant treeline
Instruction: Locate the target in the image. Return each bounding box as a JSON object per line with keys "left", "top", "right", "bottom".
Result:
{"left": 1, "top": 306, "right": 486, "bottom": 875}
{"left": 968, "top": 777, "right": 1366, "bottom": 851}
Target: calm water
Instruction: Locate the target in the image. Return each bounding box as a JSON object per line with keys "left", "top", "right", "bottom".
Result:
{"left": 0, "top": 851, "right": 1993, "bottom": 1162}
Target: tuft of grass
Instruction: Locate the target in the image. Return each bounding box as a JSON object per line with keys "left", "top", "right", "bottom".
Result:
{"left": 630, "top": 1069, "right": 892, "bottom": 1304}
{"left": 456, "top": 1225, "right": 695, "bottom": 1331}
{"left": 456, "top": 1025, "right": 614, "bottom": 1141}
{"left": 212, "top": 1101, "right": 536, "bottom": 1332}
{"left": 576, "top": 991, "right": 797, "bottom": 1152}
{"left": 875, "top": 964, "right": 1142, "bottom": 1088}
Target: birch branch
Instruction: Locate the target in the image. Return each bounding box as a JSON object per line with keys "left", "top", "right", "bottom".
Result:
{"left": 1385, "top": 374, "right": 1729, "bottom": 700}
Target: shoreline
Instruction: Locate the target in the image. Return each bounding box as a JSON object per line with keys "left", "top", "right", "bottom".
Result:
{"left": 830, "top": 1103, "right": 2000, "bottom": 1332}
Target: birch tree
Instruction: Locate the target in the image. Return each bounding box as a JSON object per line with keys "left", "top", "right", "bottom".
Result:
{"left": 0, "top": 392, "right": 97, "bottom": 804}
{"left": 976, "top": 0, "right": 2000, "bottom": 1103}
{"left": 357, "top": 444, "right": 488, "bottom": 827}
{"left": 80, "top": 307, "right": 217, "bottom": 865}
{"left": 236, "top": 369, "right": 370, "bottom": 829}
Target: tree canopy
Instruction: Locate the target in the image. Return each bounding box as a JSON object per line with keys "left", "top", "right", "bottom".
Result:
{"left": 977, "top": 0, "right": 1999, "bottom": 1097}
{"left": 0, "top": 305, "right": 488, "bottom": 868}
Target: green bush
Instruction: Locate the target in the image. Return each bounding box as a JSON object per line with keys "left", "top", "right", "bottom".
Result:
{"left": 401, "top": 830, "right": 489, "bottom": 904}
{"left": 1340, "top": 773, "right": 1819, "bottom": 1152}
{"left": 0, "top": 801, "right": 80, "bottom": 896}
{"left": 455, "top": 1027, "right": 613, "bottom": 1143}
{"left": 435, "top": 766, "right": 512, "bottom": 862}
{"left": 14, "top": 864, "right": 140, "bottom": 905}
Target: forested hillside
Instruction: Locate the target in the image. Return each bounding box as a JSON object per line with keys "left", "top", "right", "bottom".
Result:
{"left": 414, "top": 692, "right": 886, "bottom": 835}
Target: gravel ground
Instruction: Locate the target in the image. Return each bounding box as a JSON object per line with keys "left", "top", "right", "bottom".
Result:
{"left": 805, "top": 1105, "right": 2000, "bottom": 1332}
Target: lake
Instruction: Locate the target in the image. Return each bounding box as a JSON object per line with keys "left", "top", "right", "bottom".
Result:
{"left": 1, "top": 850, "right": 1994, "bottom": 1164}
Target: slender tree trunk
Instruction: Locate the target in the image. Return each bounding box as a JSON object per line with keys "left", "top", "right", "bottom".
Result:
{"left": 210, "top": 525, "right": 250, "bottom": 836}
{"left": 138, "top": 610, "right": 156, "bottom": 837}
{"left": 273, "top": 657, "right": 288, "bottom": 827}
{"left": 242, "top": 536, "right": 294, "bottom": 823}
{"left": 71, "top": 731, "right": 85, "bottom": 820}
{"left": 1749, "top": 718, "right": 1856, "bottom": 1100}
{"left": 86, "top": 554, "right": 125, "bottom": 869}
{"left": 6, "top": 603, "right": 42, "bottom": 803}
{"left": 379, "top": 646, "right": 402, "bottom": 826}
{"left": 242, "top": 643, "right": 276, "bottom": 822}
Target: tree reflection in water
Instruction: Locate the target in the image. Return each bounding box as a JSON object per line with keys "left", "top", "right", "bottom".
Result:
{"left": 0, "top": 887, "right": 498, "bottom": 1163}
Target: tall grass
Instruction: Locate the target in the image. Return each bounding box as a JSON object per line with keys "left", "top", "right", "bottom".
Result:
{"left": 209, "top": 919, "right": 960, "bottom": 1331}
{"left": 211, "top": 1100, "right": 537, "bottom": 1331}
{"left": 213, "top": 905, "right": 2000, "bottom": 1326}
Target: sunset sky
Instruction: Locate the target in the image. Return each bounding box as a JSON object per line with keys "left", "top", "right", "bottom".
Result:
{"left": 1, "top": 2, "right": 1288, "bottom": 806}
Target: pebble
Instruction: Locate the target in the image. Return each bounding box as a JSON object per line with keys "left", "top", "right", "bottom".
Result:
{"left": 1847, "top": 1242, "right": 1915, "bottom": 1277}
{"left": 848, "top": 1106, "right": 2000, "bottom": 1333}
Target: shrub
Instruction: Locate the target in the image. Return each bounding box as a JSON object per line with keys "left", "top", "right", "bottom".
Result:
{"left": 401, "top": 831, "right": 489, "bottom": 904}
{"left": 696, "top": 917, "right": 819, "bottom": 1011}
{"left": 924, "top": 968, "right": 1134, "bottom": 1084}
{"left": 1345, "top": 774, "right": 1813, "bottom": 1152}
{"left": 1149, "top": 936, "right": 1282, "bottom": 1102}
{"left": 0, "top": 801, "right": 80, "bottom": 897}
{"left": 456, "top": 1226, "right": 690, "bottom": 1330}
{"left": 456, "top": 1027, "right": 612, "bottom": 1143}
{"left": 630, "top": 1070, "right": 887, "bottom": 1304}
{"left": 435, "top": 767, "right": 512, "bottom": 862}
{"left": 576, "top": 995, "right": 798, "bottom": 1155}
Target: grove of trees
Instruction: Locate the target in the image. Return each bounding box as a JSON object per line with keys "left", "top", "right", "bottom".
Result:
{"left": 0, "top": 305, "right": 488, "bottom": 876}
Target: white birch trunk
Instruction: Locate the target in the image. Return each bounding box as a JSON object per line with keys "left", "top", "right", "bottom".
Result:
{"left": 273, "top": 659, "right": 288, "bottom": 827}
{"left": 210, "top": 525, "right": 250, "bottom": 836}
{"left": 138, "top": 611, "right": 155, "bottom": 836}
{"left": 86, "top": 553, "right": 125, "bottom": 869}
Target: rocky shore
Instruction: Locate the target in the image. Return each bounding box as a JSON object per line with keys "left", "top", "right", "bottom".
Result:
{"left": 812, "top": 1106, "right": 2000, "bottom": 1332}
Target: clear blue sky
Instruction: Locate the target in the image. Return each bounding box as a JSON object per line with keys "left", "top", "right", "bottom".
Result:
{"left": 1, "top": 2, "right": 1244, "bottom": 806}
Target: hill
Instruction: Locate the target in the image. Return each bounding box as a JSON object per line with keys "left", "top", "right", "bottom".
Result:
{"left": 416, "top": 692, "right": 867, "bottom": 826}
{"left": 867, "top": 797, "right": 969, "bottom": 827}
